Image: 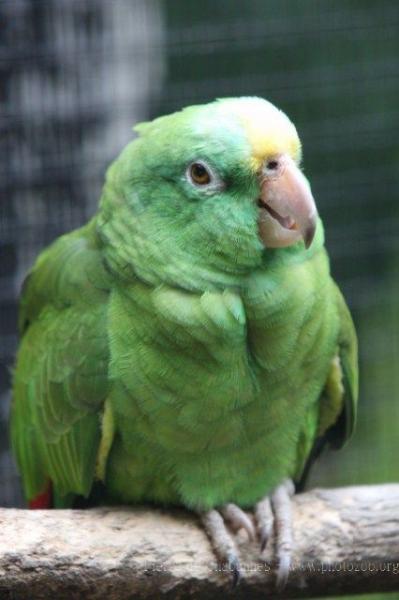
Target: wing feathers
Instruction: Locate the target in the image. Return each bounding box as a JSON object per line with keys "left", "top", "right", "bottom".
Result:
{"left": 11, "top": 222, "right": 111, "bottom": 503}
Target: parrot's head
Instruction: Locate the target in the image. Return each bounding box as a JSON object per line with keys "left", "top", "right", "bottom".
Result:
{"left": 99, "top": 97, "right": 319, "bottom": 287}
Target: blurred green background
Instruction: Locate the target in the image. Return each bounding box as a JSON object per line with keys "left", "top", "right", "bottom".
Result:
{"left": 1, "top": 0, "right": 398, "bottom": 597}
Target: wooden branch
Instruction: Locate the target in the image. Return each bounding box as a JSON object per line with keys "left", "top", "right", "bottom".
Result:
{"left": 1, "top": 484, "right": 399, "bottom": 599}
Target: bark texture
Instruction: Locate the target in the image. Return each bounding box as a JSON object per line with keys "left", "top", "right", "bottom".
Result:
{"left": 1, "top": 484, "right": 399, "bottom": 599}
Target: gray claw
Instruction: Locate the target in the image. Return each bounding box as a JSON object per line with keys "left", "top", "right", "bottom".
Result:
{"left": 255, "top": 478, "right": 295, "bottom": 589}
{"left": 221, "top": 503, "right": 256, "bottom": 541}
{"left": 276, "top": 553, "right": 291, "bottom": 590}
{"left": 200, "top": 508, "right": 242, "bottom": 585}
{"left": 271, "top": 478, "right": 295, "bottom": 589}
{"left": 255, "top": 495, "right": 273, "bottom": 552}
{"left": 230, "top": 557, "right": 241, "bottom": 588}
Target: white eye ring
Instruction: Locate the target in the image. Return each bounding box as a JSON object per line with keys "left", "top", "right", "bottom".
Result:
{"left": 185, "top": 160, "right": 225, "bottom": 193}
{"left": 263, "top": 156, "right": 284, "bottom": 178}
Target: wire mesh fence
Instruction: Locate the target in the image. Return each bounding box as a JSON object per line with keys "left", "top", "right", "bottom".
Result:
{"left": 1, "top": 0, "right": 398, "bottom": 523}
{"left": 0, "top": 0, "right": 165, "bottom": 505}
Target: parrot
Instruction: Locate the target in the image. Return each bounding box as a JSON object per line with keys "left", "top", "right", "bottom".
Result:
{"left": 11, "top": 96, "right": 358, "bottom": 586}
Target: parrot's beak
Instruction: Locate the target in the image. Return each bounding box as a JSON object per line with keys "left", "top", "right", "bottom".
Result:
{"left": 257, "top": 155, "right": 317, "bottom": 249}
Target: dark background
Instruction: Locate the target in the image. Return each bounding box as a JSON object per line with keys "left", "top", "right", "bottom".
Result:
{"left": 1, "top": 3, "right": 398, "bottom": 596}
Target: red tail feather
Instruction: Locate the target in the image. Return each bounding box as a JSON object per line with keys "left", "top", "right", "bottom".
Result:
{"left": 28, "top": 482, "right": 52, "bottom": 509}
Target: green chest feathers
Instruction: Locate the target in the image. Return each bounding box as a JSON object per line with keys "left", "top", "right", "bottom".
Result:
{"left": 108, "top": 250, "right": 338, "bottom": 458}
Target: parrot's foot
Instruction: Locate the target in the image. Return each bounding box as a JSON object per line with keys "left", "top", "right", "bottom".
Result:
{"left": 255, "top": 478, "right": 295, "bottom": 590}
{"left": 199, "top": 504, "right": 255, "bottom": 586}
{"left": 200, "top": 479, "right": 294, "bottom": 588}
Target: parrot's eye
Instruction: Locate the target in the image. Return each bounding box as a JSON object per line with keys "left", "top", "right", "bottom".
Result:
{"left": 189, "top": 162, "right": 211, "bottom": 186}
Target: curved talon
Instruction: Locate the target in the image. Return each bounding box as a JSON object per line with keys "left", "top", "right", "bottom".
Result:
{"left": 255, "top": 496, "right": 273, "bottom": 552}
{"left": 220, "top": 503, "right": 256, "bottom": 541}
{"left": 276, "top": 553, "right": 291, "bottom": 591}
{"left": 200, "top": 508, "right": 242, "bottom": 586}
{"left": 230, "top": 556, "right": 242, "bottom": 588}
{"left": 271, "top": 478, "right": 295, "bottom": 590}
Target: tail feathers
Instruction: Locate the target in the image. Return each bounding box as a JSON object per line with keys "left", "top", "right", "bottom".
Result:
{"left": 28, "top": 481, "right": 52, "bottom": 509}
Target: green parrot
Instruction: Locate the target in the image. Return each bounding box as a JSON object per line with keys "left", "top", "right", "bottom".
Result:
{"left": 11, "top": 97, "right": 358, "bottom": 586}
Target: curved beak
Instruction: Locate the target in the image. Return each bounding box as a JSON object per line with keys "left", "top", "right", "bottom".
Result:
{"left": 258, "top": 156, "right": 317, "bottom": 249}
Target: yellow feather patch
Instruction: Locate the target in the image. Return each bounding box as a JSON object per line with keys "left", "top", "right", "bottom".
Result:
{"left": 96, "top": 399, "right": 115, "bottom": 482}
{"left": 317, "top": 355, "right": 345, "bottom": 437}
{"left": 219, "top": 98, "right": 302, "bottom": 171}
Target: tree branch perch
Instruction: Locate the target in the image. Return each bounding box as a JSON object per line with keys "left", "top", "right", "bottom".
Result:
{"left": 1, "top": 484, "right": 399, "bottom": 599}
